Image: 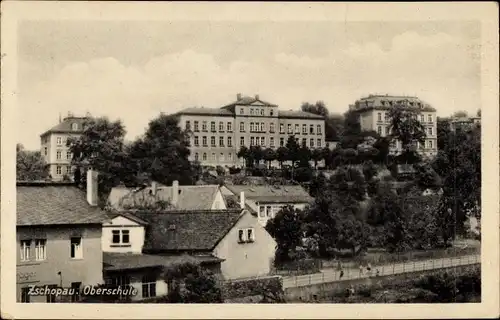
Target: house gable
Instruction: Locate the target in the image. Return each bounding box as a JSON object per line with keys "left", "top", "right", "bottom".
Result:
{"left": 211, "top": 189, "right": 228, "bottom": 210}
{"left": 102, "top": 214, "right": 145, "bottom": 254}
{"left": 104, "top": 215, "right": 141, "bottom": 227}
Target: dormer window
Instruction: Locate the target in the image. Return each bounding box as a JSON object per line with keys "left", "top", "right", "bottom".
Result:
{"left": 270, "top": 109, "right": 274, "bottom": 116}
{"left": 71, "top": 123, "right": 78, "bottom": 131}
{"left": 260, "top": 109, "right": 264, "bottom": 116}
{"left": 238, "top": 228, "right": 255, "bottom": 243}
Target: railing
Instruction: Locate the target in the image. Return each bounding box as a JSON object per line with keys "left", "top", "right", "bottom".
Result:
{"left": 282, "top": 254, "right": 480, "bottom": 289}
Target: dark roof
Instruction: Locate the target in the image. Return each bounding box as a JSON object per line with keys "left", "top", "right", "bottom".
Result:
{"left": 224, "top": 185, "right": 313, "bottom": 204}
{"left": 108, "top": 185, "right": 221, "bottom": 211}
{"left": 106, "top": 212, "right": 149, "bottom": 225}
{"left": 352, "top": 95, "right": 436, "bottom": 112}
{"left": 17, "top": 182, "right": 108, "bottom": 226}
{"left": 133, "top": 209, "right": 244, "bottom": 252}
{"left": 176, "top": 107, "right": 234, "bottom": 117}
{"left": 40, "top": 116, "right": 89, "bottom": 137}
{"left": 278, "top": 110, "right": 325, "bottom": 119}
{"left": 222, "top": 95, "right": 276, "bottom": 108}
{"left": 103, "top": 252, "right": 223, "bottom": 271}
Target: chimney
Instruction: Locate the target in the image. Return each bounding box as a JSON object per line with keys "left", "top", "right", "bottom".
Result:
{"left": 86, "top": 169, "right": 98, "bottom": 206}
{"left": 172, "top": 180, "right": 179, "bottom": 206}
{"left": 151, "top": 181, "right": 158, "bottom": 196}
{"left": 255, "top": 94, "right": 259, "bottom": 100}
{"left": 237, "top": 93, "right": 242, "bottom": 100}
{"left": 240, "top": 191, "right": 245, "bottom": 209}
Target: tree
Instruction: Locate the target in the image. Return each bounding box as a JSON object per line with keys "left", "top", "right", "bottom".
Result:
{"left": 311, "top": 148, "right": 324, "bottom": 169}
{"left": 436, "top": 118, "right": 452, "bottom": 150}
{"left": 16, "top": 144, "right": 49, "bottom": 181}
{"left": 265, "top": 206, "right": 305, "bottom": 263}
{"left": 285, "top": 135, "right": 300, "bottom": 179}
{"left": 249, "top": 145, "right": 264, "bottom": 168}
{"left": 476, "top": 109, "right": 481, "bottom": 117}
{"left": 325, "top": 114, "right": 344, "bottom": 142}
{"left": 262, "top": 148, "right": 276, "bottom": 169}
{"left": 388, "top": 105, "right": 426, "bottom": 157}
{"left": 128, "top": 114, "right": 198, "bottom": 186}
{"left": 452, "top": 110, "right": 468, "bottom": 118}
{"left": 308, "top": 172, "right": 328, "bottom": 198}
{"left": 362, "top": 160, "right": 378, "bottom": 182}
{"left": 301, "top": 101, "right": 329, "bottom": 117}
{"left": 297, "top": 144, "right": 312, "bottom": 168}
{"left": 237, "top": 146, "right": 250, "bottom": 168}
{"left": 68, "top": 117, "right": 130, "bottom": 201}
{"left": 414, "top": 162, "right": 442, "bottom": 191}
{"left": 276, "top": 146, "right": 288, "bottom": 169}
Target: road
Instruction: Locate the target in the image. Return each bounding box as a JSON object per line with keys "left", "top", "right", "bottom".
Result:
{"left": 282, "top": 254, "right": 480, "bottom": 288}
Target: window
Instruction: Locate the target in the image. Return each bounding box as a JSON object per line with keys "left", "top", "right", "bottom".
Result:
{"left": 66, "top": 151, "right": 72, "bottom": 160}
{"left": 260, "top": 137, "right": 265, "bottom": 146}
{"left": 310, "top": 139, "right": 314, "bottom": 147}
{"left": 240, "top": 108, "right": 244, "bottom": 115}
{"left": 428, "top": 140, "right": 433, "bottom": 149}
{"left": 378, "top": 113, "right": 382, "bottom": 121}
{"left": 202, "top": 136, "right": 207, "bottom": 147}
{"left": 185, "top": 121, "right": 191, "bottom": 131}
{"left": 250, "top": 108, "right": 254, "bottom": 115}
{"left": 219, "top": 137, "right": 224, "bottom": 147}
{"left": 194, "top": 136, "right": 199, "bottom": 146}
{"left": 385, "top": 126, "right": 390, "bottom": 135}
{"left": 266, "top": 206, "right": 272, "bottom": 218}
{"left": 250, "top": 122, "right": 254, "bottom": 132}
{"left": 270, "top": 137, "right": 275, "bottom": 148}
{"left": 228, "top": 153, "right": 233, "bottom": 160}
{"left": 428, "top": 115, "right": 433, "bottom": 122}
{"left": 112, "top": 230, "right": 130, "bottom": 245}
{"left": 227, "top": 122, "right": 232, "bottom": 132}
{"left": 260, "top": 122, "right": 265, "bottom": 132}
{"left": 202, "top": 153, "right": 207, "bottom": 161}
{"left": 280, "top": 123, "right": 285, "bottom": 133}
{"left": 70, "top": 237, "right": 82, "bottom": 259}
{"left": 377, "top": 126, "right": 382, "bottom": 135}
{"left": 56, "top": 166, "right": 62, "bottom": 175}
{"left": 302, "top": 124, "right": 307, "bottom": 134}
{"left": 250, "top": 137, "right": 255, "bottom": 146}
{"left": 227, "top": 137, "right": 232, "bottom": 147}
{"left": 238, "top": 229, "right": 246, "bottom": 242}
{"left": 195, "top": 153, "right": 199, "bottom": 161}
{"left": 270, "top": 109, "right": 274, "bottom": 116}
{"left": 211, "top": 122, "right": 216, "bottom": 132}
{"left": 220, "top": 153, "right": 224, "bottom": 161}
{"left": 260, "top": 109, "right": 264, "bottom": 116}
{"left": 240, "top": 137, "right": 245, "bottom": 146}
{"left": 20, "top": 240, "right": 31, "bottom": 261}
{"left": 46, "top": 284, "right": 57, "bottom": 303}
{"left": 71, "top": 123, "right": 78, "bottom": 131}
{"left": 56, "top": 150, "right": 62, "bottom": 160}
{"left": 106, "top": 275, "right": 131, "bottom": 299}
{"left": 71, "top": 282, "right": 81, "bottom": 302}
{"left": 301, "top": 138, "right": 306, "bottom": 146}
{"left": 270, "top": 123, "right": 275, "bottom": 133}
{"left": 317, "top": 139, "right": 321, "bottom": 147}
{"left": 211, "top": 153, "right": 216, "bottom": 161}
{"left": 211, "top": 136, "right": 216, "bottom": 147}
{"left": 280, "top": 138, "right": 284, "bottom": 147}
{"left": 287, "top": 124, "right": 292, "bottom": 134}
{"left": 240, "top": 122, "right": 245, "bottom": 132}
{"left": 202, "top": 121, "right": 207, "bottom": 132}
{"left": 428, "top": 127, "right": 433, "bottom": 136}
{"left": 295, "top": 124, "right": 300, "bottom": 134}
{"left": 317, "top": 124, "right": 322, "bottom": 134}
{"left": 310, "top": 125, "right": 314, "bottom": 134}
{"left": 219, "top": 121, "right": 224, "bottom": 132}
{"left": 56, "top": 137, "right": 62, "bottom": 145}
{"left": 35, "top": 239, "right": 46, "bottom": 261}
{"left": 142, "top": 275, "right": 157, "bottom": 298}
{"left": 385, "top": 113, "right": 389, "bottom": 122}
{"left": 194, "top": 121, "right": 199, "bottom": 132}
{"left": 247, "top": 228, "right": 255, "bottom": 242}
{"left": 21, "top": 287, "right": 30, "bottom": 303}
{"left": 420, "top": 115, "right": 425, "bottom": 122}
{"left": 44, "top": 147, "right": 48, "bottom": 156}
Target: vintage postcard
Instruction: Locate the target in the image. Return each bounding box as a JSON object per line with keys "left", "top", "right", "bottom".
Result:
{"left": 1, "top": 1, "right": 499, "bottom": 319}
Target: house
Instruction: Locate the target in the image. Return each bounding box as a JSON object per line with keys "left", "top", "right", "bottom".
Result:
{"left": 106, "top": 180, "right": 227, "bottom": 211}
{"left": 220, "top": 184, "right": 313, "bottom": 226}
{"left": 133, "top": 206, "right": 277, "bottom": 281}
{"left": 16, "top": 169, "right": 107, "bottom": 303}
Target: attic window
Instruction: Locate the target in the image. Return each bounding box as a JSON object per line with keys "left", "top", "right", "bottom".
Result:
{"left": 71, "top": 123, "right": 78, "bottom": 131}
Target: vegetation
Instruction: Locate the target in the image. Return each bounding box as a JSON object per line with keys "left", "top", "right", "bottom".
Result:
{"left": 16, "top": 143, "right": 50, "bottom": 181}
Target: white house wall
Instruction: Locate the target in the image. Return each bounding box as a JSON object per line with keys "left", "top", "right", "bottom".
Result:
{"left": 102, "top": 216, "right": 145, "bottom": 254}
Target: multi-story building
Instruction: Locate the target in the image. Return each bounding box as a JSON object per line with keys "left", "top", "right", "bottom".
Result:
{"left": 176, "top": 94, "right": 326, "bottom": 167}
{"left": 449, "top": 116, "right": 481, "bottom": 132}
{"left": 16, "top": 170, "right": 106, "bottom": 303}
{"left": 40, "top": 113, "right": 89, "bottom": 181}
{"left": 349, "top": 95, "right": 438, "bottom": 158}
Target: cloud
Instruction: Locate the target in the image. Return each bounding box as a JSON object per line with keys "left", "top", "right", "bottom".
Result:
{"left": 19, "top": 31, "right": 480, "bottom": 150}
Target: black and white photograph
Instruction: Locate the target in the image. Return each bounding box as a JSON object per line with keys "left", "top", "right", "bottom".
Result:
{"left": 1, "top": 1, "right": 499, "bottom": 319}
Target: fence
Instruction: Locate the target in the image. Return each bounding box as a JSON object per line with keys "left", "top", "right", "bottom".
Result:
{"left": 282, "top": 254, "right": 480, "bottom": 289}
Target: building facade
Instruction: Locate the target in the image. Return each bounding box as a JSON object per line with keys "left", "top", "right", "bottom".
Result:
{"left": 176, "top": 94, "right": 326, "bottom": 167}
{"left": 449, "top": 116, "right": 481, "bottom": 132}
{"left": 40, "top": 114, "right": 89, "bottom": 181}
{"left": 16, "top": 179, "right": 107, "bottom": 303}
{"left": 349, "top": 95, "right": 438, "bottom": 158}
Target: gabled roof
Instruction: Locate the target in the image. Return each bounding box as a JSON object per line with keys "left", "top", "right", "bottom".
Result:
{"left": 108, "top": 184, "right": 221, "bottom": 211}
{"left": 224, "top": 185, "right": 313, "bottom": 204}
{"left": 278, "top": 110, "right": 325, "bottom": 119}
{"left": 17, "top": 182, "right": 108, "bottom": 226}
{"left": 106, "top": 211, "right": 149, "bottom": 226}
{"left": 353, "top": 95, "right": 436, "bottom": 112}
{"left": 222, "top": 95, "right": 276, "bottom": 108}
{"left": 40, "top": 116, "right": 89, "bottom": 137}
{"left": 176, "top": 107, "right": 234, "bottom": 117}
{"left": 103, "top": 252, "right": 223, "bottom": 271}
{"left": 133, "top": 209, "right": 245, "bottom": 252}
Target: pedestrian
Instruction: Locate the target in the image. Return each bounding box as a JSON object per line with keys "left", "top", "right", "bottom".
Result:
{"left": 340, "top": 269, "right": 344, "bottom": 280}
{"left": 376, "top": 269, "right": 380, "bottom": 277}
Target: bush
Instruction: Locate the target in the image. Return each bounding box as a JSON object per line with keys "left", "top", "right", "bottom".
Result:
{"left": 216, "top": 166, "right": 226, "bottom": 176}
{"left": 221, "top": 276, "right": 285, "bottom": 303}
{"left": 275, "top": 258, "right": 321, "bottom": 275}
{"left": 228, "top": 166, "right": 242, "bottom": 175}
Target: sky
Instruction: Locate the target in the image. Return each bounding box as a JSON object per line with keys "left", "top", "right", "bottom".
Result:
{"left": 17, "top": 20, "right": 481, "bottom": 150}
